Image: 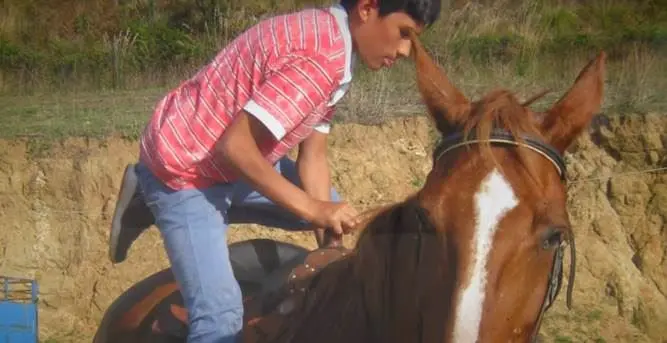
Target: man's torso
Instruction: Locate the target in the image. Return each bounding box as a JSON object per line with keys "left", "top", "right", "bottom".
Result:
{"left": 140, "top": 5, "right": 354, "bottom": 190}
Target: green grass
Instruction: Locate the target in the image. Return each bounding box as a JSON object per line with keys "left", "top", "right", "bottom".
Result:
{"left": 2, "top": 47, "right": 664, "bottom": 145}
{"left": 1, "top": 0, "right": 665, "bottom": 96}
{"left": 0, "top": 88, "right": 162, "bottom": 140}
{"left": 587, "top": 309, "right": 604, "bottom": 322}
{"left": 554, "top": 335, "right": 574, "bottom": 343}
{"left": 1, "top": 0, "right": 666, "bottom": 144}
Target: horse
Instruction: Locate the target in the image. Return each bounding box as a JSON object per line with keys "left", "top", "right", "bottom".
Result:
{"left": 93, "top": 30, "right": 606, "bottom": 343}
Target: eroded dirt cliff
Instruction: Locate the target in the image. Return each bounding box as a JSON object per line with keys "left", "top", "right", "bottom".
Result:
{"left": 0, "top": 114, "right": 665, "bottom": 342}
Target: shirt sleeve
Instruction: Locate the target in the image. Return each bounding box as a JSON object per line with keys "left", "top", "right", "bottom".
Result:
{"left": 242, "top": 52, "right": 338, "bottom": 140}
{"left": 313, "top": 105, "right": 336, "bottom": 134}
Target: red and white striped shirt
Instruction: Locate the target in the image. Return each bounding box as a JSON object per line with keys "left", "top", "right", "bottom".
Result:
{"left": 139, "top": 5, "right": 354, "bottom": 190}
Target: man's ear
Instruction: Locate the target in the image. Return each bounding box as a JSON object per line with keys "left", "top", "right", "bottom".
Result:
{"left": 352, "top": 0, "right": 378, "bottom": 23}
{"left": 540, "top": 52, "right": 606, "bottom": 153}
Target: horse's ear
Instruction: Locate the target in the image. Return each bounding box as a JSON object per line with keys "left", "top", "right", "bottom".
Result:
{"left": 408, "top": 30, "right": 470, "bottom": 135}
{"left": 540, "top": 51, "right": 606, "bottom": 153}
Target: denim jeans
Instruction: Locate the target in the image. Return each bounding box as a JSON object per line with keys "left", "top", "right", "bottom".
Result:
{"left": 135, "top": 158, "right": 340, "bottom": 343}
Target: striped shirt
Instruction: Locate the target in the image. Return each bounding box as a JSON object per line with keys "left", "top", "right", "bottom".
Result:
{"left": 139, "top": 5, "right": 354, "bottom": 190}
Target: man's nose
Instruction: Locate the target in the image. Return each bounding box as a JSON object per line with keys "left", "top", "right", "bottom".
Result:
{"left": 397, "top": 39, "right": 411, "bottom": 58}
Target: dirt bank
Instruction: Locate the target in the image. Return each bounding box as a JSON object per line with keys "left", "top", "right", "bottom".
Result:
{"left": 0, "top": 114, "right": 665, "bottom": 342}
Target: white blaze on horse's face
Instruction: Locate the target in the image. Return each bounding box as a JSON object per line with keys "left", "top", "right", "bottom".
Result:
{"left": 452, "top": 168, "right": 518, "bottom": 342}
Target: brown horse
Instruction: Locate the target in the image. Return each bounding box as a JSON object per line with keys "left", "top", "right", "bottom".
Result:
{"left": 94, "top": 31, "right": 606, "bottom": 343}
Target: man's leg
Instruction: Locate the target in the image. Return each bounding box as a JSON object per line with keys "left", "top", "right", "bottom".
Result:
{"left": 228, "top": 157, "right": 342, "bottom": 246}
{"left": 135, "top": 162, "right": 243, "bottom": 343}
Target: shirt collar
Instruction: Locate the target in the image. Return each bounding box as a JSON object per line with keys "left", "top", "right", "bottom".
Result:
{"left": 328, "top": 4, "right": 355, "bottom": 84}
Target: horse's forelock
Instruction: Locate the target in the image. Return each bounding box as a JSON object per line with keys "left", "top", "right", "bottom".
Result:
{"left": 453, "top": 89, "right": 547, "bottom": 185}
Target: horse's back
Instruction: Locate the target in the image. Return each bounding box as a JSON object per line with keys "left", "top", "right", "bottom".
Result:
{"left": 94, "top": 238, "right": 311, "bottom": 343}
{"left": 93, "top": 267, "right": 178, "bottom": 343}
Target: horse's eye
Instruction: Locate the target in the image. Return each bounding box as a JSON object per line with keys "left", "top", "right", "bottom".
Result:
{"left": 541, "top": 227, "right": 564, "bottom": 250}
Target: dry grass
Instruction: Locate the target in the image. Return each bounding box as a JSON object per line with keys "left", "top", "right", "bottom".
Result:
{"left": 0, "top": 0, "right": 665, "bottom": 145}
{"left": 338, "top": 0, "right": 667, "bottom": 121}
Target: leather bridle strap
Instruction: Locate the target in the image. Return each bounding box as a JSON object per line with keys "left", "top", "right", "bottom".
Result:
{"left": 435, "top": 129, "right": 568, "bottom": 181}
{"left": 529, "top": 241, "right": 567, "bottom": 342}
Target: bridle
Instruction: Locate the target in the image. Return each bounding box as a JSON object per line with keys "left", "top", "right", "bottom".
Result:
{"left": 434, "top": 128, "right": 576, "bottom": 342}
{"left": 435, "top": 129, "right": 567, "bottom": 181}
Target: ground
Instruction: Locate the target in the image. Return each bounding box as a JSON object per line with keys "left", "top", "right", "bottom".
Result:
{"left": 0, "top": 113, "right": 665, "bottom": 343}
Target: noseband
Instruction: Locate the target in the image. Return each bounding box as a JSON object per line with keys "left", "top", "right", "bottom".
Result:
{"left": 435, "top": 128, "right": 576, "bottom": 342}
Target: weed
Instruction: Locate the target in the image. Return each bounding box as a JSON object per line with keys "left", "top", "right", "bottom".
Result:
{"left": 555, "top": 335, "right": 574, "bottom": 343}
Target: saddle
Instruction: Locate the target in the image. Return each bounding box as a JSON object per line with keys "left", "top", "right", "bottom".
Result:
{"left": 150, "top": 246, "right": 352, "bottom": 342}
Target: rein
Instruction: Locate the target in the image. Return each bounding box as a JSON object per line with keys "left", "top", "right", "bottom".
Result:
{"left": 529, "top": 235, "right": 576, "bottom": 342}
{"left": 435, "top": 128, "right": 576, "bottom": 342}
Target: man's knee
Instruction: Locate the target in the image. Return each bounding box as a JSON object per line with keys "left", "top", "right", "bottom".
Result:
{"left": 188, "top": 305, "right": 244, "bottom": 343}
{"left": 187, "top": 276, "right": 244, "bottom": 343}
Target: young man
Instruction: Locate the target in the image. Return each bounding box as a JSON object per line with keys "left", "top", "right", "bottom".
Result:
{"left": 109, "top": 0, "right": 441, "bottom": 341}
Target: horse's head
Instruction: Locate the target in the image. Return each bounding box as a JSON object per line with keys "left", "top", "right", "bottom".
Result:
{"left": 408, "top": 31, "right": 605, "bottom": 342}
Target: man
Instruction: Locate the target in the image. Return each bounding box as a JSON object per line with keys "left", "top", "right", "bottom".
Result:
{"left": 109, "top": 0, "right": 441, "bottom": 341}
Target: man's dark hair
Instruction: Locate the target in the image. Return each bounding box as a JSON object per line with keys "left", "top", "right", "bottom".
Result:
{"left": 340, "top": 0, "right": 442, "bottom": 27}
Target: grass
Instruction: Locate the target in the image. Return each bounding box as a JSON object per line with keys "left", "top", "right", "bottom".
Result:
{"left": 0, "top": 0, "right": 666, "bottom": 145}
{"left": 2, "top": 46, "right": 664, "bottom": 146}
{"left": 0, "top": 88, "right": 161, "bottom": 140}
{"left": 554, "top": 335, "right": 574, "bottom": 343}
{"left": 587, "top": 309, "right": 604, "bottom": 322}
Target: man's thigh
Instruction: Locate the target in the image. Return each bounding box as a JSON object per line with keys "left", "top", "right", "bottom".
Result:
{"left": 228, "top": 157, "right": 341, "bottom": 229}
{"left": 135, "top": 163, "right": 243, "bottom": 341}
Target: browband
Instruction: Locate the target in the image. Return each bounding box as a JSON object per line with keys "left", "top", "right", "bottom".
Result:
{"left": 435, "top": 129, "right": 567, "bottom": 181}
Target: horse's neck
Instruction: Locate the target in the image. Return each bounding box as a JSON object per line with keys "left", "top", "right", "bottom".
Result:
{"left": 329, "top": 199, "right": 456, "bottom": 342}
{"left": 282, "top": 199, "right": 457, "bottom": 343}
{"left": 356, "top": 231, "right": 456, "bottom": 343}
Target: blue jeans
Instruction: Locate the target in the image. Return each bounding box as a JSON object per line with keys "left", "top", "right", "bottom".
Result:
{"left": 135, "top": 158, "right": 340, "bottom": 343}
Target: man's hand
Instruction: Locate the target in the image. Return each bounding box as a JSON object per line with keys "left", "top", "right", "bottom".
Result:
{"left": 308, "top": 200, "right": 360, "bottom": 235}
{"left": 297, "top": 127, "right": 357, "bottom": 247}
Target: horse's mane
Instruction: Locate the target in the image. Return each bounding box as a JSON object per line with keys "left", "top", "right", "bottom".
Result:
{"left": 462, "top": 89, "right": 545, "bottom": 145}
{"left": 431, "top": 88, "right": 552, "bottom": 186}
{"left": 272, "top": 197, "right": 457, "bottom": 343}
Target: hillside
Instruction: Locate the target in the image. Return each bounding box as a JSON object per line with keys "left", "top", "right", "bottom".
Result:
{"left": 1, "top": 0, "right": 666, "bottom": 116}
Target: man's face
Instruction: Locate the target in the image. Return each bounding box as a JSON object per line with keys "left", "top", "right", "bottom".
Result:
{"left": 350, "top": 1, "right": 424, "bottom": 70}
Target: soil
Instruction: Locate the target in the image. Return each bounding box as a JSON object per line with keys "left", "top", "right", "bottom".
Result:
{"left": 0, "top": 114, "right": 665, "bottom": 342}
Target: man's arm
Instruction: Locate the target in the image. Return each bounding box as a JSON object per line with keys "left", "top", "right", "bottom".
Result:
{"left": 296, "top": 128, "right": 341, "bottom": 247}
{"left": 215, "top": 110, "right": 358, "bottom": 234}
{"left": 216, "top": 111, "right": 319, "bottom": 223}
{"left": 216, "top": 52, "right": 358, "bottom": 234}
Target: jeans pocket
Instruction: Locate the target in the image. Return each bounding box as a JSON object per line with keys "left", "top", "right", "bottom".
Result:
{"left": 135, "top": 162, "right": 168, "bottom": 209}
